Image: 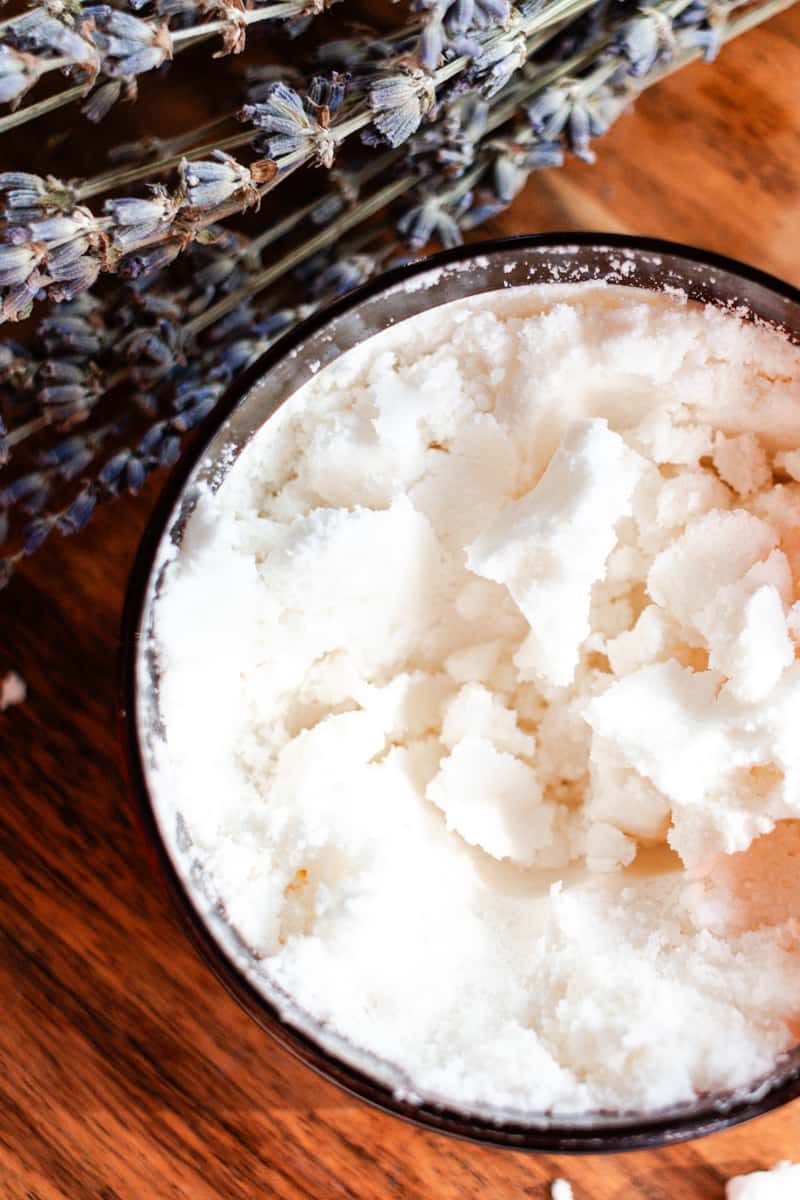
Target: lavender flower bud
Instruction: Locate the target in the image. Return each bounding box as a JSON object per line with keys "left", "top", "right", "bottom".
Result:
{"left": 137, "top": 421, "right": 168, "bottom": 457}
{"left": 0, "top": 172, "right": 75, "bottom": 220}
{"left": 57, "top": 486, "right": 97, "bottom": 534}
{"left": 105, "top": 193, "right": 176, "bottom": 228}
{"left": 83, "top": 79, "right": 127, "bottom": 123}
{"left": 367, "top": 69, "right": 436, "bottom": 147}
{"left": 614, "top": 11, "right": 675, "bottom": 76}
{"left": 10, "top": 10, "right": 99, "bottom": 71}
{"left": 2, "top": 470, "right": 49, "bottom": 508}
{"left": 419, "top": 21, "right": 444, "bottom": 70}
{"left": 0, "top": 46, "right": 38, "bottom": 106}
{"left": 39, "top": 384, "right": 97, "bottom": 408}
{"left": 126, "top": 456, "right": 147, "bottom": 493}
{"left": 84, "top": 6, "right": 172, "bottom": 78}
{"left": 470, "top": 31, "right": 526, "bottom": 97}
{"left": 397, "top": 194, "right": 464, "bottom": 250}
{"left": 0, "top": 244, "right": 45, "bottom": 287}
{"left": 98, "top": 449, "right": 132, "bottom": 494}
{"left": 308, "top": 72, "right": 349, "bottom": 116}
{"left": 118, "top": 238, "right": 183, "bottom": 278}
{"left": 106, "top": 190, "right": 180, "bottom": 253}
{"left": 159, "top": 434, "right": 182, "bottom": 466}
{"left": 41, "top": 315, "right": 104, "bottom": 356}
{"left": 242, "top": 82, "right": 336, "bottom": 167}
{"left": 527, "top": 86, "right": 571, "bottom": 139}
{"left": 38, "top": 435, "right": 96, "bottom": 480}
{"left": 676, "top": 23, "right": 723, "bottom": 62}
{"left": 23, "top": 515, "right": 55, "bottom": 555}
{"left": 311, "top": 254, "right": 374, "bottom": 298}
{"left": 2, "top": 277, "right": 42, "bottom": 321}
{"left": 179, "top": 151, "right": 275, "bottom": 212}
{"left": 39, "top": 362, "right": 80, "bottom": 385}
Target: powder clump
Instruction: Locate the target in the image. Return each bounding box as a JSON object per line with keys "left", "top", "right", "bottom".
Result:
{"left": 726, "top": 1162, "right": 800, "bottom": 1199}
{"left": 151, "top": 283, "right": 800, "bottom": 1117}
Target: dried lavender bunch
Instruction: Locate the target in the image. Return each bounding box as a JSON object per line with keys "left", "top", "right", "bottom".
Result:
{"left": 0, "top": 0, "right": 336, "bottom": 129}
{"left": 0, "top": 0, "right": 787, "bottom": 330}
{"left": 0, "top": 0, "right": 795, "bottom": 587}
{"left": 1, "top": 0, "right": 599, "bottom": 136}
{"left": 0, "top": 0, "right": 671, "bottom": 318}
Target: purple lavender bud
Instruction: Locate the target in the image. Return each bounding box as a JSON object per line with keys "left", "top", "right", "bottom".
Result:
{"left": 39, "top": 361, "right": 87, "bottom": 385}
{"left": 118, "top": 239, "right": 182, "bottom": 279}
{"left": 126, "top": 456, "right": 147, "bottom": 493}
{"left": 172, "top": 393, "right": 217, "bottom": 432}
{"left": 0, "top": 172, "right": 43, "bottom": 190}
{"left": 418, "top": 21, "right": 444, "bottom": 70}
{"left": 0, "top": 245, "right": 42, "bottom": 287}
{"left": 523, "top": 140, "right": 564, "bottom": 169}
{"left": 471, "top": 33, "right": 526, "bottom": 97}
{"left": 47, "top": 257, "right": 102, "bottom": 299}
{"left": 39, "top": 384, "right": 95, "bottom": 408}
{"left": 57, "top": 487, "right": 97, "bottom": 535}
{"left": 527, "top": 86, "right": 571, "bottom": 138}
{"left": 446, "top": 0, "right": 475, "bottom": 35}
{"left": 254, "top": 310, "right": 297, "bottom": 339}
{"left": 83, "top": 80, "right": 124, "bottom": 123}
{"left": 159, "top": 434, "right": 182, "bottom": 467}
{"left": 0, "top": 47, "right": 34, "bottom": 105}
{"left": 137, "top": 421, "right": 167, "bottom": 457}
{"left": 567, "top": 101, "right": 594, "bottom": 162}
{"left": 23, "top": 515, "right": 54, "bottom": 555}
{"left": 41, "top": 316, "right": 103, "bottom": 356}
{"left": 1, "top": 471, "right": 48, "bottom": 506}
{"left": 308, "top": 72, "right": 349, "bottom": 115}
{"left": 614, "top": 12, "right": 671, "bottom": 76}
{"left": 105, "top": 194, "right": 173, "bottom": 227}
{"left": 2, "top": 277, "right": 41, "bottom": 321}
{"left": 367, "top": 70, "right": 436, "bottom": 147}
{"left": 179, "top": 151, "right": 256, "bottom": 211}
{"left": 242, "top": 82, "right": 335, "bottom": 166}
{"left": 98, "top": 449, "right": 131, "bottom": 494}
{"left": 38, "top": 435, "right": 95, "bottom": 479}
{"left": 10, "top": 10, "right": 97, "bottom": 66}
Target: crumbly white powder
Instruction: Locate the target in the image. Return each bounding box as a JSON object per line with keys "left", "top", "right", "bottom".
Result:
{"left": 151, "top": 283, "right": 800, "bottom": 1117}
{"left": 727, "top": 1162, "right": 800, "bottom": 1198}
{"left": 1, "top": 671, "right": 26, "bottom": 710}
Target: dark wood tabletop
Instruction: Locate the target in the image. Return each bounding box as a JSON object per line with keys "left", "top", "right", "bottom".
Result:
{"left": 2, "top": 8, "right": 800, "bottom": 1197}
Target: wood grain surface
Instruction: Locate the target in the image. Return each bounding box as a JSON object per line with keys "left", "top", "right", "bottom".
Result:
{"left": 2, "top": 8, "right": 800, "bottom": 1198}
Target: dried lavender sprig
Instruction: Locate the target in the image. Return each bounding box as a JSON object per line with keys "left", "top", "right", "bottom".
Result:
{"left": 0, "top": 1, "right": 606, "bottom": 314}
{"left": 1, "top": 153, "right": 403, "bottom": 456}
{"left": 0, "top": 176, "right": 414, "bottom": 454}
{"left": 1, "top": 0, "right": 771, "bottom": 448}
{"left": 0, "top": 0, "right": 593, "bottom": 136}
{"left": 0, "top": 0, "right": 786, "bottom": 456}
{"left": 0, "top": 0, "right": 331, "bottom": 132}
{"left": 184, "top": 172, "right": 417, "bottom": 336}
{"left": 0, "top": 0, "right": 790, "bottom": 583}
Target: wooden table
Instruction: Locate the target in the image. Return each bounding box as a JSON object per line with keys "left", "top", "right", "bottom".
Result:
{"left": 2, "top": 9, "right": 800, "bottom": 1197}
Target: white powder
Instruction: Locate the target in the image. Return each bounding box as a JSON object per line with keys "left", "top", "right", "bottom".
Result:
{"left": 727, "top": 1162, "right": 800, "bottom": 1198}
{"left": 550, "top": 1181, "right": 574, "bottom": 1200}
{"left": 150, "top": 283, "right": 800, "bottom": 1117}
{"left": 1, "top": 671, "right": 26, "bottom": 710}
